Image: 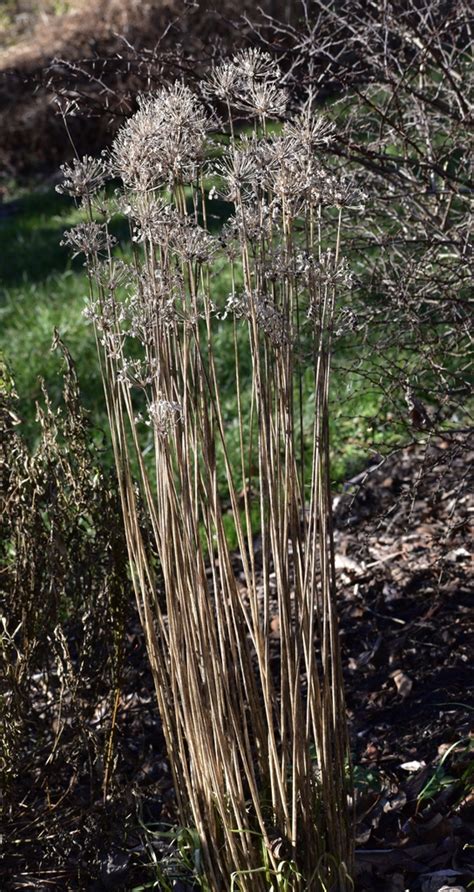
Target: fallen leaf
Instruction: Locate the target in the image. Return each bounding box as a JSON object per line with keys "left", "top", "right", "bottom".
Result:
{"left": 400, "top": 760, "right": 426, "bottom": 772}
{"left": 335, "top": 553, "right": 364, "bottom": 574}
{"left": 383, "top": 790, "right": 407, "bottom": 813}
{"left": 391, "top": 669, "right": 413, "bottom": 698}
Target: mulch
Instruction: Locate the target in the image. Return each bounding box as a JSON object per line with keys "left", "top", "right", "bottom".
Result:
{"left": 2, "top": 434, "right": 473, "bottom": 891}
{"left": 334, "top": 433, "right": 473, "bottom": 891}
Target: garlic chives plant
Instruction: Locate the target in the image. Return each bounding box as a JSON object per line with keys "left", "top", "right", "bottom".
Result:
{"left": 59, "top": 51, "right": 358, "bottom": 890}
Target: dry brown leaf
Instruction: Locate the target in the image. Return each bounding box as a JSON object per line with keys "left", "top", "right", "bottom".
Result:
{"left": 391, "top": 669, "right": 413, "bottom": 698}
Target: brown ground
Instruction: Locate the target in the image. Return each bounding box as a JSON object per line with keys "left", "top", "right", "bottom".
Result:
{"left": 0, "top": 0, "right": 288, "bottom": 177}
{"left": 335, "top": 434, "right": 473, "bottom": 891}
{"left": 3, "top": 433, "right": 472, "bottom": 890}
{"left": 0, "top": 0, "right": 193, "bottom": 175}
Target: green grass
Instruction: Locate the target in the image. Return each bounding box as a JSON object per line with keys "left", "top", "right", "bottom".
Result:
{"left": 0, "top": 185, "right": 127, "bottom": 446}
{"left": 1, "top": 181, "right": 410, "bottom": 492}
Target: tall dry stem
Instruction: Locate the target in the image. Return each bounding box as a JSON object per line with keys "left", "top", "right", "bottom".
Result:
{"left": 59, "top": 55, "right": 358, "bottom": 889}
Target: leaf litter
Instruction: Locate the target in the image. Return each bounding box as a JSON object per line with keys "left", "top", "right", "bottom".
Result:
{"left": 335, "top": 434, "right": 473, "bottom": 892}
{"left": 3, "top": 435, "right": 473, "bottom": 890}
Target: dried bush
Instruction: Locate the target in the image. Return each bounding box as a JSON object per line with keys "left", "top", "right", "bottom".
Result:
{"left": 58, "top": 49, "right": 360, "bottom": 890}
{"left": 3, "top": 2, "right": 471, "bottom": 889}
{"left": 251, "top": 0, "right": 473, "bottom": 448}
{"left": 0, "top": 337, "right": 135, "bottom": 882}
{"left": 30, "top": 0, "right": 472, "bottom": 442}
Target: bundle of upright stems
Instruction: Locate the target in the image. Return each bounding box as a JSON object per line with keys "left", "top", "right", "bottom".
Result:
{"left": 60, "top": 51, "right": 356, "bottom": 890}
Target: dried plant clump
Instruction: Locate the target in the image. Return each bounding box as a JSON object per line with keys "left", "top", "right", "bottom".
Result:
{"left": 58, "top": 49, "right": 359, "bottom": 890}
{"left": 2, "top": 1, "right": 471, "bottom": 886}
{"left": 247, "top": 0, "right": 473, "bottom": 443}
{"left": 0, "top": 340, "right": 134, "bottom": 872}
{"left": 109, "top": 84, "right": 212, "bottom": 190}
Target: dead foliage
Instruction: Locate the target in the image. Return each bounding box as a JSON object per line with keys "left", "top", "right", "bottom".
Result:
{"left": 335, "top": 435, "right": 474, "bottom": 892}
{"left": 0, "top": 335, "right": 158, "bottom": 888}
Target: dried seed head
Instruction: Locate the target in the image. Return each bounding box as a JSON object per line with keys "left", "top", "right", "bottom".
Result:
{"left": 232, "top": 48, "right": 278, "bottom": 82}
{"left": 123, "top": 195, "right": 176, "bottom": 245}
{"left": 110, "top": 83, "right": 210, "bottom": 189}
{"left": 204, "top": 61, "right": 240, "bottom": 102}
{"left": 222, "top": 291, "right": 251, "bottom": 320}
{"left": 219, "top": 223, "right": 240, "bottom": 261}
{"left": 169, "top": 220, "right": 218, "bottom": 263}
{"left": 92, "top": 259, "right": 131, "bottom": 293}
{"left": 255, "top": 293, "right": 288, "bottom": 347}
{"left": 256, "top": 133, "right": 362, "bottom": 210}
{"left": 205, "top": 48, "right": 285, "bottom": 119}
{"left": 61, "top": 222, "right": 116, "bottom": 258}
{"left": 84, "top": 295, "right": 124, "bottom": 359}
{"left": 56, "top": 155, "right": 107, "bottom": 199}
{"left": 148, "top": 397, "right": 182, "bottom": 436}
{"left": 265, "top": 248, "right": 308, "bottom": 282}
{"left": 214, "top": 140, "right": 261, "bottom": 201}
{"left": 235, "top": 201, "right": 275, "bottom": 241}
{"left": 226, "top": 289, "right": 288, "bottom": 346}
{"left": 123, "top": 269, "right": 182, "bottom": 343}
{"left": 327, "top": 176, "right": 366, "bottom": 209}
{"left": 239, "top": 81, "right": 288, "bottom": 119}
{"left": 116, "top": 357, "right": 160, "bottom": 389}
{"left": 311, "top": 251, "right": 353, "bottom": 287}
{"left": 283, "top": 110, "right": 336, "bottom": 150}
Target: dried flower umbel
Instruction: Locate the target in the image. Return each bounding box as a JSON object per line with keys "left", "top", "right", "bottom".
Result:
{"left": 148, "top": 397, "right": 183, "bottom": 436}
{"left": 283, "top": 109, "right": 336, "bottom": 148}
{"left": 205, "top": 48, "right": 285, "bottom": 114}
{"left": 56, "top": 155, "right": 107, "bottom": 200}
{"left": 61, "top": 222, "right": 116, "bottom": 258}
{"left": 110, "top": 84, "right": 211, "bottom": 190}
{"left": 64, "top": 64, "right": 356, "bottom": 892}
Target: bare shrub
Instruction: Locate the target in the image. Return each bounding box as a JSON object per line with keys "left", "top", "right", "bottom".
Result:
{"left": 250, "top": 0, "right": 473, "bottom": 451}
{"left": 0, "top": 338, "right": 135, "bottom": 881}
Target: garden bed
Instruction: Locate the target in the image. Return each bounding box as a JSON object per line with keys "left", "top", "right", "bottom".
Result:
{"left": 3, "top": 434, "right": 472, "bottom": 891}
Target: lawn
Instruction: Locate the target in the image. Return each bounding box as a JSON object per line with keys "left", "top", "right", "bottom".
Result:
{"left": 1, "top": 180, "right": 403, "bottom": 489}
{"left": 0, "top": 187, "right": 103, "bottom": 432}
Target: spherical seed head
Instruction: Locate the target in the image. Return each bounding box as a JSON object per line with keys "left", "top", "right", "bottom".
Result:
{"left": 61, "top": 222, "right": 115, "bottom": 258}
{"left": 243, "top": 81, "right": 288, "bottom": 119}
{"left": 169, "top": 222, "right": 217, "bottom": 263}
{"left": 215, "top": 141, "right": 261, "bottom": 201}
{"left": 205, "top": 48, "right": 285, "bottom": 119}
{"left": 231, "top": 48, "right": 277, "bottom": 82}
{"left": 283, "top": 109, "right": 336, "bottom": 149}
{"left": 56, "top": 155, "right": 107, "bottom": 199}
{"left": 110, "top": 83, "right": 211, "bottom": 190}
